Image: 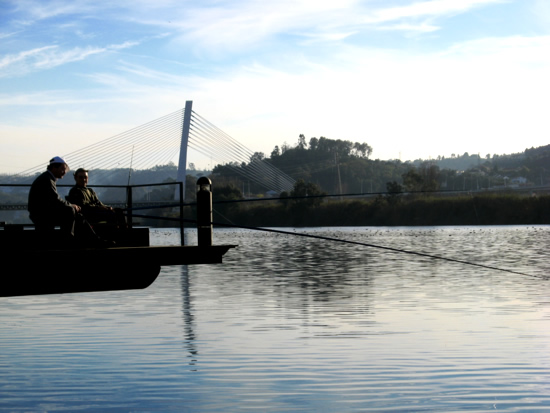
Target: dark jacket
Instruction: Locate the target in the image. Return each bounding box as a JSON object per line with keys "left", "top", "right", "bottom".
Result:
{"left": 28, "top": 171, "right": 73, "bottom": 222}
{"left": 68, "top": 186, "right": 105, "bottom": 212}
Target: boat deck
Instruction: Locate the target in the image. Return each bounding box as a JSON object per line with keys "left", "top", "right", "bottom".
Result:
{"left": 1, "top": 225, "right": 236, "bottom": 297}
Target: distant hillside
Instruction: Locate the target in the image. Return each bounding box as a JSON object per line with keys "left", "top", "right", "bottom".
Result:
{"left": 255, "top": 137, "right": 550, "bottom": 195}
{"left": 411, "top": 153, "right": 485, "bottom": 171}
{"left": 410, "top": 145, "right": 550, "bottom": 173}
{"left": 2, "top": 141, "right": 549, "bottom": 199}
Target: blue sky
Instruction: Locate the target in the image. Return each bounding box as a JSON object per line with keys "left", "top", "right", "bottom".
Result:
{"left": 1, "top": 0, "right": 549, "bottom": 173}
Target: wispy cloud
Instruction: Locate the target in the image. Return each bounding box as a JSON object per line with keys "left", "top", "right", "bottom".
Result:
{"left": 4, "top": 0, "right": 507, "bottom": 57}
{"left": 442, "top": 34, "right": 550, "bottom": 65}
{"left": 368, "top": 0, "right": 505, "bottom": 22}
{"left": 0, "top": 41, "right": 139, "bottom": 77}
{"left": 151, "top": 0, "right": 507, "bottom": 52}
{"left": 11, "top": 0, "right": 106, "bottom": 21}
{"left": 0, "top": 90, "right": 110, "bottom": 106}
{"left": 0, "top": 45, "right": 56, "bottom": 70}
{"left": 0, "top": 31, "right": 21, "bottom": 40}
{"left": 360, "top": 0, "right": 507, "bottom": 33}
{"left": 531, "top": 0, "right": 550, "bottom": 30}
{"left": 374, "top": 22, "right": 440, "bottom": 33}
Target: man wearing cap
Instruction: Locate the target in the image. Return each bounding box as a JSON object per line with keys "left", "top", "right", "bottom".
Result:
{"left": 28, "top": 157, "right": 113, "bottom": 247}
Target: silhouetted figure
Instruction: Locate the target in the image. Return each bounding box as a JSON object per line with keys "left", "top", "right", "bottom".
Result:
{"left": 68, "top": 168, "right": 127, "bottom": 229}
{"left": 28, "top": 157, "right": 114, "bottom": 248}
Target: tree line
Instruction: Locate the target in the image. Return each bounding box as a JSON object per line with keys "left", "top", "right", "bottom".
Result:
{"left": 212, "top": 135, "right": 550, "bottom": 198}
{"left": 2, "top": 137, "right": 549, "bottom": 226}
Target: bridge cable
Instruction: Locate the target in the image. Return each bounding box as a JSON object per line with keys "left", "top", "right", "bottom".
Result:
{"left": 189, "top": 118, "right": 293, "bottom": 191}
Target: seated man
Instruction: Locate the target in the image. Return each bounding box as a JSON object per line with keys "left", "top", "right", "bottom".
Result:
{"left": 28, "top": 157, "right": 113, "bottom": 247}
{"left": 68, "top": 168, "right": 126, "bottom": 229}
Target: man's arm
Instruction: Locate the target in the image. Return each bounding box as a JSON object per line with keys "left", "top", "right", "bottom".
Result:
{"left": 87, "top": 188, "right": 113, "bottom": 211}
{"left": 70, "top": 187, "right": 110, "bottom": 211}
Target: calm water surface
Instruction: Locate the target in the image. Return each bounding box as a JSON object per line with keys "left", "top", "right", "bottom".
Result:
{"left": 1, "top": 226, "right": 550, "bottom": 412}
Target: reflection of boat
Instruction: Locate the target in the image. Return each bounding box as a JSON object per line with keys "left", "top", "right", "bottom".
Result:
{"left": 1, "top": 225, "right": 235, "bottom": 297}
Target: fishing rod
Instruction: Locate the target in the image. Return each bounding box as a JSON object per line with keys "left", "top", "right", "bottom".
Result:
{"left": 127, "top": 213, "right": 546, "bottom": 280}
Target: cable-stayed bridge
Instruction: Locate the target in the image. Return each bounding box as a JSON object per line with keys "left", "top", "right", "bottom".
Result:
{"left": 10, "top": 101, "right": 295, "bottom": 195}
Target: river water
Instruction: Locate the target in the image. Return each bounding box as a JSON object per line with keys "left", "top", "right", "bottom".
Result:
{"left": 1, "top": 226, "right": 550, "bottom": 412}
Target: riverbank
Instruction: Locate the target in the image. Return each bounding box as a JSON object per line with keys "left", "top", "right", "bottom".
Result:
{"left": 212, "top": 193, "right": 550, "bottom": 227}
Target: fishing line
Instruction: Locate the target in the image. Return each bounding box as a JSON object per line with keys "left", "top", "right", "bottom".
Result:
{"left": 127, "top": 213, "right": 546, "bottom": 280}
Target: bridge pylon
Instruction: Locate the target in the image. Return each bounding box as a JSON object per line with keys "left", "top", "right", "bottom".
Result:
{"left": 176, "top": 100, "right": 193, "bottom": 200}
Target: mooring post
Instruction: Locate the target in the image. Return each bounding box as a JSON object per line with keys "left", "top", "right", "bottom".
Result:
{"left": 196, "top": 177, "right": 212, "bottom": 246}
{"left": 179, "top": 181, "right": 184, "bottom": 246}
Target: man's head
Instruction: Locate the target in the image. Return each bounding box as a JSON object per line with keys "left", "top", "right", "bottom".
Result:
{"left": 74, "top": 168, "right": 89, "bottom": 188}
{"left": 47, "top": 156, "right": 69, "bottom": 179}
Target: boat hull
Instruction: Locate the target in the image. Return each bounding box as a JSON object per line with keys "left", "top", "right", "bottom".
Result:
{"left": 4, "top": 260, "right": 160, "bottom": 297}
{"left": 1, "top": 225, "right": 235, "bottom": 297}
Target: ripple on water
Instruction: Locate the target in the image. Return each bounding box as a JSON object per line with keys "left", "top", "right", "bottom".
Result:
{"left": 1, "top": 226, "right": 550, "bottom": 411}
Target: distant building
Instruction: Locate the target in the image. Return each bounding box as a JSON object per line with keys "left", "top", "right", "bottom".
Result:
{"left": 510, "top": 177, "right": 527, "bottom": 185}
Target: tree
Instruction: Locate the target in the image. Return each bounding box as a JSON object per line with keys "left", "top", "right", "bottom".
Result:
{"left": 250, "top": 152, "right": 265, "bottom": 162}
{"left": 418, "top": 162, "right": 440, "bottom": 192}
{"left": 297, "top": 134, "right": 307, "bottom": 150}
{"left": 290, "top": 179, "right": 326, "bottom": 207}
{"left": 386, "top": 181, "right": 403, "bottom": 194}
{"left": 402, "top": 168, "right": 423, "bottom": 192}
{"left": 213, "top": 184, "right": 243, "bottom": 202}
{"left": 402, "top": 163, "right": 440, "bottom": 192}
{"left": 281, "top": 142, "right": 290, "bottom": 154}
{"left": 309, "top": 137, "right": 319, "bottom": 151}
{"left": 271, "top": 146, "right": 280, "bottom": 158}
{"left": 352, "top": 142, "right": 373, "bottom": 159}
{"left": 386, "top": 181, "right": 403, "bottom": 205}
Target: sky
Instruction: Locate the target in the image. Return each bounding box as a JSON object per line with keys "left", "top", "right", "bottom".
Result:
{"left": 1, "top": 0, "right": 550, "bottom": 173}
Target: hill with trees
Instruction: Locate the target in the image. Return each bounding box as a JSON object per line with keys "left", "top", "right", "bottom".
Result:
{"left": 212, "top": 135, "right": 550, "bottom": 197}
{"left": 2, "top": 138, "right": 549, "bottom": 227}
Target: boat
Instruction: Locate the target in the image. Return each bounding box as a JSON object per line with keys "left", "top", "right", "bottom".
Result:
{"left": 1, "top": 224, "right": 235, "bottom": 297}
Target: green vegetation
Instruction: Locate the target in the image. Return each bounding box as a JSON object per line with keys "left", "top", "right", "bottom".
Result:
{"left": 2, "top": 139, "right": 549, "bottom": 227}
{"left": 213, "top": 136, "right": 550, "bottom": 196}
{"left": 208, "top": 138, "right": 550, "bottom": 227}
{"left": 213, "top": 192, "right": 550, "bottom": 227}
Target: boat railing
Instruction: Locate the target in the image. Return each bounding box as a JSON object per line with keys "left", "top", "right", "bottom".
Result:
{"left": 0, "top": 181, "right": 185, "bottom": 245}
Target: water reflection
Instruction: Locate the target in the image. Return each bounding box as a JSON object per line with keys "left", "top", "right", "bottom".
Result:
{"left": 180, "top": 265, "right": 198, "bottom": 368}
{"left": 1, "top": 226, "right": 550, "bottom": 411}
{"left": 198, "top": 237, "right": 376, "bottom": 338}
